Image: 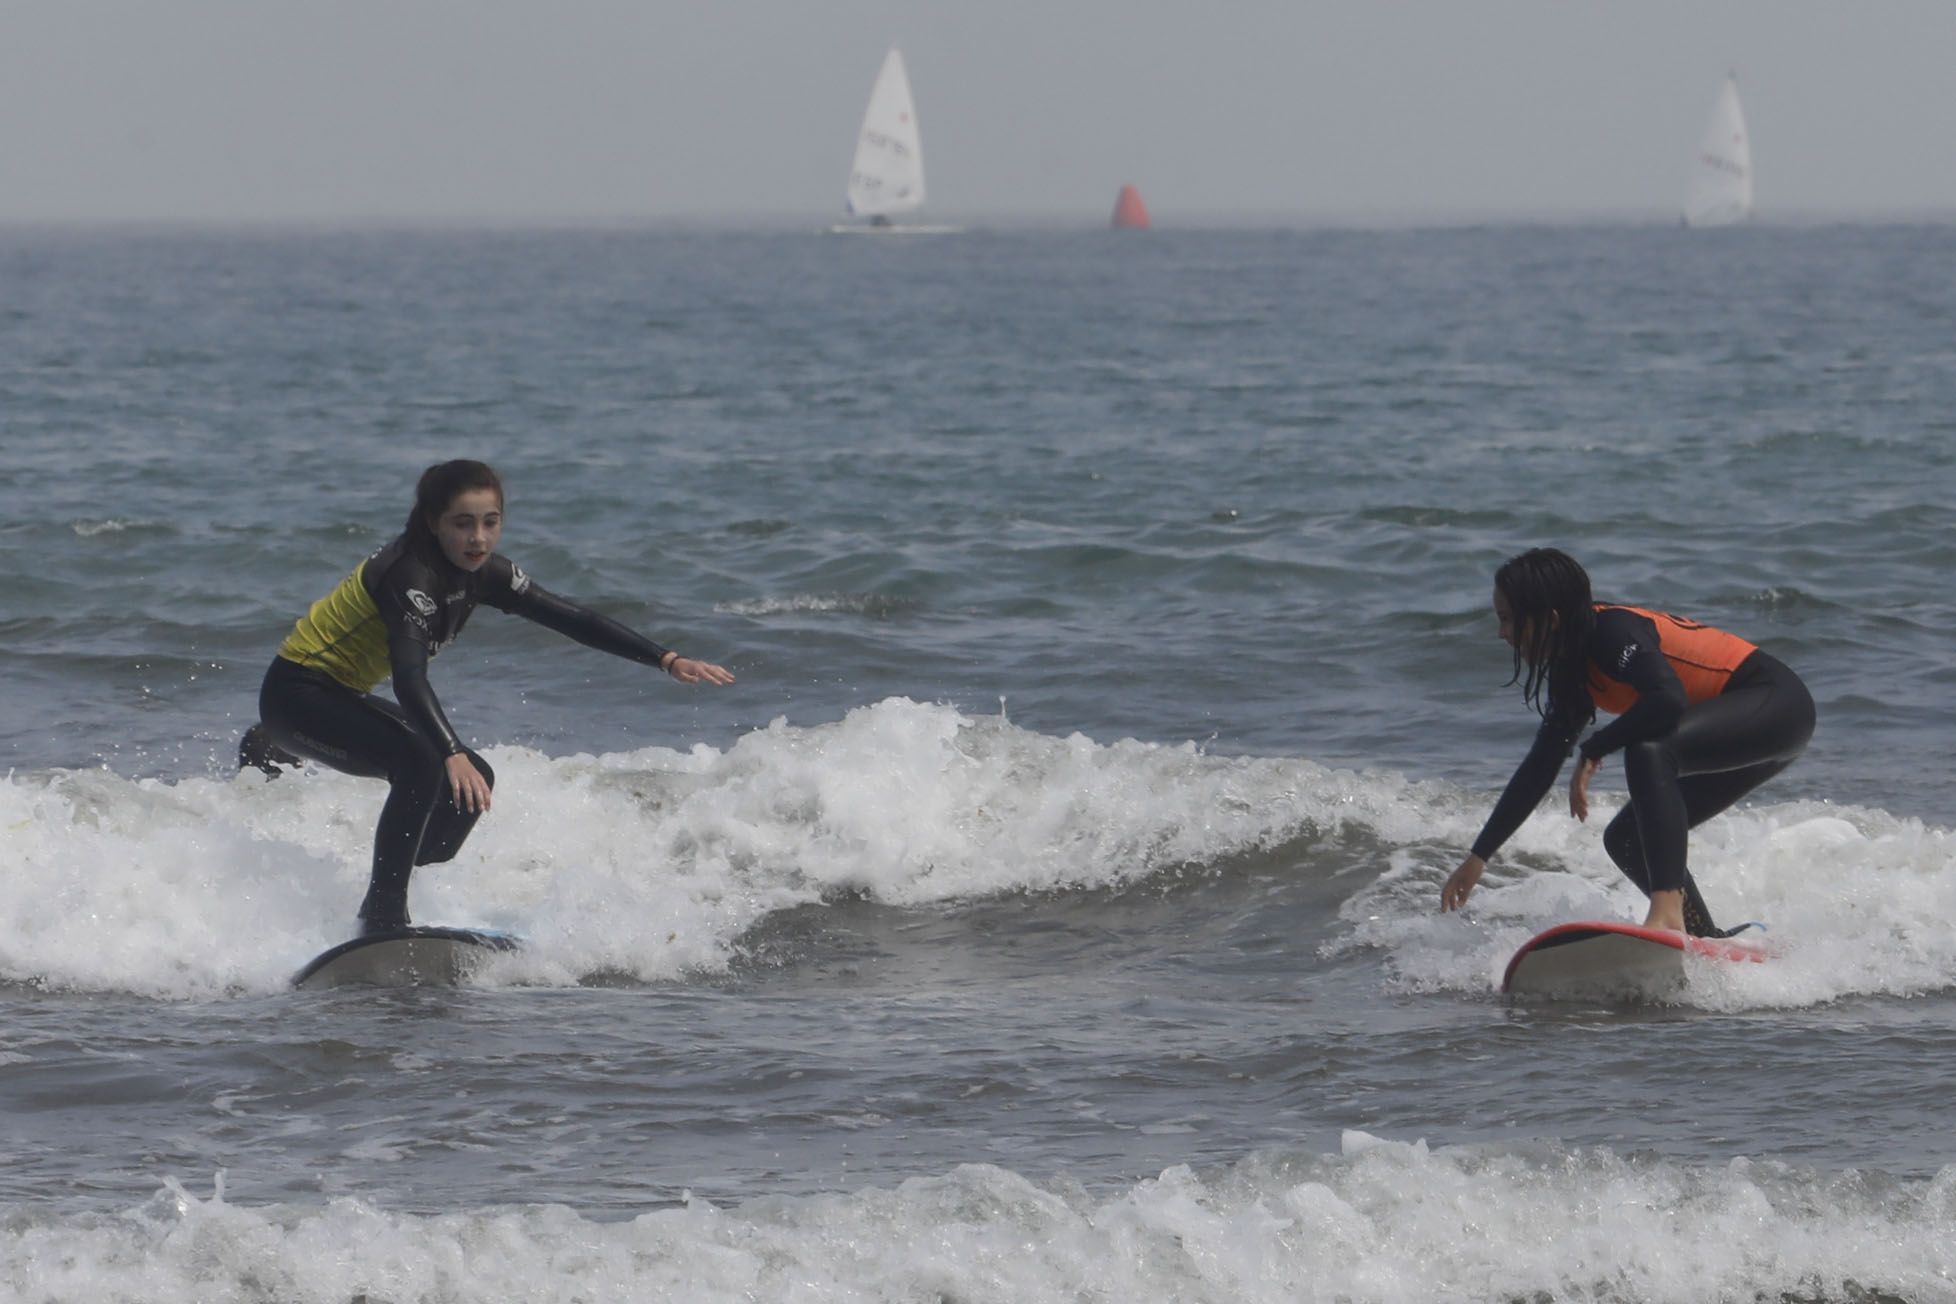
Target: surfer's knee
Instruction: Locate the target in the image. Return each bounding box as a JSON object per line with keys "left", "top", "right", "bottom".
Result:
{"left": 238, "top": 723, "right": 301, "bottom": 777}
{"left": 415, "top": 751, "right": 492, "bottom": 868}
{"left": 1618, "top": 738, "right": 1678, "bottom": 794}
{"left": 1620, "top": 738, "right": 1665, "bottom": 772}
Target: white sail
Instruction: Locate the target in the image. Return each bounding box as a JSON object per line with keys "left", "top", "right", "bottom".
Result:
{"left": 1683, "top": 74, "right": 1753, "bottom": 227}
{"left": 845, "top": 47, "right": 926, "bottom": 219}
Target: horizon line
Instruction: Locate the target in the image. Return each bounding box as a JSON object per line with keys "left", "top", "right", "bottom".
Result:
{"left": 4, "top": 205, "right": 1956, "bottom": 234}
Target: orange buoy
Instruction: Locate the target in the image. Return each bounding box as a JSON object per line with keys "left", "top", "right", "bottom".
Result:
{"left": 1110, "top": 184, "right": 1151, "bottom": 229}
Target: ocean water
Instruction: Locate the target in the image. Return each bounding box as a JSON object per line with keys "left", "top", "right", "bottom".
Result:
{"left": 2, "top": 222, "right": 1955, "bottom": 1302}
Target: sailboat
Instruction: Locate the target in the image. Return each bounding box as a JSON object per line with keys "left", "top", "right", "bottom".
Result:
{"left": 1682, "top": 73, "right": 1753, "bottom": 227}
{"left": 829, "top": 46, "right": 961, "bottom": 235}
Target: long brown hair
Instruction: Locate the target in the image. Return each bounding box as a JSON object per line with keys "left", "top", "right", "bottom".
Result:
{"left": 1495, "top": 547, "right": 1596, "bottom": 723}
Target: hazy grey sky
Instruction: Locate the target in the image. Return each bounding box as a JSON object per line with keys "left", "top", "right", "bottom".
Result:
{"left": 2, "top": 1, "right": 1952, "bottom": 224}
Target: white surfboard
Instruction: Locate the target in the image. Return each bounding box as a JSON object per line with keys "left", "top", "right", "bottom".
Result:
{"left": 1502, "top": 920, "right": 1766, "bottom": 999}
{"left": 292, "top": 925, "right": 522, "bottom": 991}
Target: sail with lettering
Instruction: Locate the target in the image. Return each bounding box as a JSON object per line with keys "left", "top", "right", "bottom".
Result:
{"left": 1683, "top": 74, "right": 1753, "bottom": 228}
{"left": 845, "top": 47, "right": 926, "bottom": 222}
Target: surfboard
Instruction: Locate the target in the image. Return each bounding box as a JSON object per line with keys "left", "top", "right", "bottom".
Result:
{"left": 291, "top": 925, "right": 522, "bottom": 991}
{"left": 1501, "top": 920, "right": 1766, "bottom": 999}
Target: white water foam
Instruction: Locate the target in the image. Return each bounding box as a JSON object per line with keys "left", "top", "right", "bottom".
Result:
{"left": 69, "top": 518, "right": 137, "bottom": 537}
{"left": 713, "top": 593, "right": 914, "bottom": 618}
{"left": 0, "top": 698, "right": 1425, "bottom": 998}
{"left": 5, "top": 1134, "right": 1951, "bottom": 1303}
{"left": 1342, "top": 786, "right": 1956, "bottom": 1009}
{"left": 4, "top": 695, "right": 1951, "bottom": 1005}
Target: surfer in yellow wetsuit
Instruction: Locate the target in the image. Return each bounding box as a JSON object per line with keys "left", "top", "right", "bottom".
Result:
{"left": 239, "top": 459, "right": 735, "bottom": 935}
{"left": 1440, "top": 548, "right": 1814, "bottom": 936}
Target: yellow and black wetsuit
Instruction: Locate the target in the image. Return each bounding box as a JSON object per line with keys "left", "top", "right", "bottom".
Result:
{"left": 240, "top": 533, "right": 674, "bottom": 932}
{"left": 1469, "top": 604, "right": 1814, "bottom": 935}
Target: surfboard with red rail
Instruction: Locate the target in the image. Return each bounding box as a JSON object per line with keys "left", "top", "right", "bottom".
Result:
{"left": 1501, "top": 920, "right": 1767, "bottom": 998}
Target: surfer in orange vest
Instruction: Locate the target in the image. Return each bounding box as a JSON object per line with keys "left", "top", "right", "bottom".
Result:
{"left": 1440, "top": 548, "right": 1814, "bottom": 935}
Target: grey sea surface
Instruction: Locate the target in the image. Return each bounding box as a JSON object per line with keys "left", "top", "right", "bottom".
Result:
{"left": 2, "top": 224, "right": 1954, "bottom": 1302}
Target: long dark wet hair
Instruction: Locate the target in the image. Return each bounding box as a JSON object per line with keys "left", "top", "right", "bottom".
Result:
{"left": 1496, "top": 547, "right": 1596, "bottom": 723}
{"left": 405, "top": 460, "right": 504, "bottom": 557}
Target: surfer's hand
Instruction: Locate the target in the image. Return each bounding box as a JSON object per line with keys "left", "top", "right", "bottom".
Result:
{"left": 1569, "top": 755, "right": 1601, "bottom": 822}
{"left": 666, "top": 656, "right": 735, "bottom": 686}
{"left": 1441, "top": 855, "right": 1485, "bottom": 912}
{"left": 446, "top": 753, "right": 492, "bottom": 813}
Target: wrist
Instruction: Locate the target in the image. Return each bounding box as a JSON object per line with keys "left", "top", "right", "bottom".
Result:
{"left": 660, "top": 651, "right": 679, "bottom": 673}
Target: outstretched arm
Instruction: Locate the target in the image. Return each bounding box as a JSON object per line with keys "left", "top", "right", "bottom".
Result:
{"left": 507, "top": 582, "right": 735, "bottom": 685}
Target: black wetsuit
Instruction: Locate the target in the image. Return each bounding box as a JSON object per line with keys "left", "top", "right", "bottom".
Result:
{"left": 239, "top": 533, "right": 672, "bottom": 931}
{"left": 1469, "top": 607, "right": 1815, "bottom": 936}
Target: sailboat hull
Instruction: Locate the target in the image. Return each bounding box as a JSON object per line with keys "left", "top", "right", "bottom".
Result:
{"left": 823, "top": 223, "right": 966, "bottom": 236}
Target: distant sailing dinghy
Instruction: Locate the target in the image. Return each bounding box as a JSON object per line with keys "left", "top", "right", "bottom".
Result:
{"left": 830, "top": 46, "right": 962, "bottom": 235}
{"left": 1682, "top": 73, "right": 1753, "bottom": 227}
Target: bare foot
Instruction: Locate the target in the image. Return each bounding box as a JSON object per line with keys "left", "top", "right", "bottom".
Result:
{"left": 1642, "top": 889, "right": 1686, "bottom": 934}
